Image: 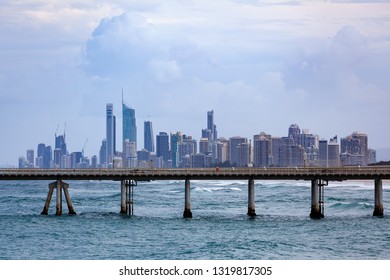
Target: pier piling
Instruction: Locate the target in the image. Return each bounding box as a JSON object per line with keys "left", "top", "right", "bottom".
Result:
{"left": 247, "top": 178, "right": 256, "bottom": 217}
{"left": 120, "top": 180, "right": 136, "bottom": 215}
{"left": 120, "top": 180, "right": 126, "bottom": 214}
{"left": 310, "top": 179, "right": 324, "bottom": 219}
{"left": 373, "top": 178, "right": 384, "bottom": 217}
{"left": 183, "top": 178, "right": 192, "bottom": 218}
{"left": 41, "top": 184, "right": 55, "bottom": 215}
{"left": 41, "top": 180, "right": 76, "bottom": 216}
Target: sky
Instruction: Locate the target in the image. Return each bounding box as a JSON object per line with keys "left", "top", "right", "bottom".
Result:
{"left": 1, "top": 0, "right": 390, "bottom": 166}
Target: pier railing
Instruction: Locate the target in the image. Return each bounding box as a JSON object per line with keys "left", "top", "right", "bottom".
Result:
{"left": 1, "top": 166, "right": 390, "bottom": 181}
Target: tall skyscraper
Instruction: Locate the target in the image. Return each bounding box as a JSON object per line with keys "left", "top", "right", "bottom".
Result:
{"left": 55, "top": 133, "right": 67, "bottom": 156}
{"left": 106, "top": 103, "right": 116, "bottom": 164}
{"left": 122, "top": 99, "right": 137, "bottom": 150}
{"left": 144, "top": 121, "right": 154, "bottom": 152}
{"left": 170, "top": 132, "right": 182, "bottom": 168}
{"left": 99, "top": 139, "right": 107, "bottom": 166}
{"left": 156, "top": 132, "right": 169, "bottom": 163}
{"left": 207, "top": 110, "right": 217, "bottom": 141}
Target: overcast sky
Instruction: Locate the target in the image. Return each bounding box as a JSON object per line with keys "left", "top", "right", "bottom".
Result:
{"left": 1, "top": 0, "right": 390, "bottom": 166}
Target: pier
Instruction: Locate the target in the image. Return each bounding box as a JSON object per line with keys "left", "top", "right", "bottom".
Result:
{"left": 1, "top": 166, "right": 389, "bottom": 218}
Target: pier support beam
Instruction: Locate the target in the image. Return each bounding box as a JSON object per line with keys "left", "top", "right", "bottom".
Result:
{"left": 120, "top": 180, "right": 127, "bottom": 214}
{"left": 41, "top": 180, "right": 76, "bottom": 216}
{"left": 120, "top": 180, "right": 136, "bottom": 216}
{"left": 183, "top": 178, "right": 192, "bottom": 218}
{"left": 247, "top": 178, "right": 256, "bottom": 217}
{"left": 373, "top": 178, "right": 384, "bottom": 217}
{"left": 310, "top": 179, "right": 324, "bottom": 219}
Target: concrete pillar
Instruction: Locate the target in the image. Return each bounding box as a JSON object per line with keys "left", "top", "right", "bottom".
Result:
{"left": 62, "top": 183, "right": 76, "bottom": 215}
{"left": 310, "top": 179, "right": 322, "bottom": 219}
{"left": 41, "top": 183, "right": 55, "bottom": 215}
{"left": 55, "top": 180, "right": 63, "bottom": 216}
{"left": 183, "top": 178, "right": 192, "bottom": 218}
{"left": 120, "top": 180, "right": 126, "bottom": 214}
{"left": 247, "top": 178, "right": 256, "bottom": 217}
{"left": 373, "top": 178, "right": 384, "bottom": 217}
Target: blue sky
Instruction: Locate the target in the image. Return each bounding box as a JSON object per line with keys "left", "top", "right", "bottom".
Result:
{"left": 1, "top": 0, "right": 390, "bottom": 166}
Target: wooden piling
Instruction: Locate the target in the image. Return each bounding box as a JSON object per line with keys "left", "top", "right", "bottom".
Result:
{"left": 41, "top": 180, "right": 76, "bottom": 216}
{"left": 63, "top": 182, "right": 76, "bottom": 215}
{"left": 41, "top": 184, "right": 55, "bottom": 215}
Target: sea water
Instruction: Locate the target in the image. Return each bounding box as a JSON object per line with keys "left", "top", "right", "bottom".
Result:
{"left": 0, "top": 179, "right": 389, "bottom": 260}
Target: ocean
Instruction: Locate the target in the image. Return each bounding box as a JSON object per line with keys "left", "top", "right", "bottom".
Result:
{"left": 0, "top": 179, "right": 389, "bottom": 260}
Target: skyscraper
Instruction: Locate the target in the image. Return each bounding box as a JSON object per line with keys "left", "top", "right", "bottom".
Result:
{"left": 170, "top": 132, "right": 182, "bottom": 168}
{"left": 207, "top": 110, "right": 217, "bottom": 141}
{"left": 122, "top": 100, "right": 137, "bottom": 150}
{"left": 156, "top": 132, "right": 169, "bottom": 163}
{"left": 106, "top": 103, "right": 116, "bottom": 164}
{"left": 144, "top": 121, "right": 154, "bottom": 152}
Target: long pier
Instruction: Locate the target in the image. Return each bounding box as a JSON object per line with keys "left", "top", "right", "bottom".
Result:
{"left": 1, "top": 166, "right": 389, "bottom": 218}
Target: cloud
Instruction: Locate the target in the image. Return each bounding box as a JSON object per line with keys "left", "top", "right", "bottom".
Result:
{"left": 282, "top": 25, "right": 390, "bottom": 100}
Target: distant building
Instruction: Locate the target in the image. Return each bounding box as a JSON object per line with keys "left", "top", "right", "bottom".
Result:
{"left": 106, "top": 103, "right": 116, "bottom": 164}
{"left": 216, "top": 138, "right": 229, "bottom": 165}
{"left": 123, "top": 100, "right": 137, "bottom": 149}
{"left": 341, "top": 132, "right": 369, "bottom": 165}
{"left": 144, "top": 121, "right": 154, "bottom": 153}
{"left": 318, "top": 140, "right": 328, "bottom": 167}
{"left": 156, "top": 132, "right": 170, "bottom": 163}
{"left": 288, "top": 124, "right": 301, "bottom": 145}
{"left": 43, "top": 146, "right": 52, "bottom": 169}
{"left": 253, "top": 132, "right": 271, "bottom": 167}
{"left": 26, "top": 149, "right": 34, "bottom": 168}
{"left": 328, "top": 137, "right": 340, "bottom": 167}
{"left": 170, "top": 132, "right": 182, "bottom": 168}
{"left": 229, "top": 136, "right": 247, "bottom": 167}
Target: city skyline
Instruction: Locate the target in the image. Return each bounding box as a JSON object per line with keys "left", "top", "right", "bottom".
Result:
{"left": 1, "top": 1, "right": 390, "bottom": 166}
{"left": 17, "top": 103, "right": 377, "bottom": 169}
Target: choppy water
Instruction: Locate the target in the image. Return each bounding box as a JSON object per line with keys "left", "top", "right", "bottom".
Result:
{"left": 0, "top": 179, "right": 389, "bottom": 260}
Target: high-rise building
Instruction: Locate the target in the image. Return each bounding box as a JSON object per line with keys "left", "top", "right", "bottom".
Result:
{"left": 341, "top": 132, "right": 369, "bottom": 165}
{"left": 99, "top": 139, "right": 107, "bottom": 166}
{"left": 207, "top": 110, "right": 217, "bottom": 141}
{"left": 229, "top": 136, "right": 247, "bottom": 166}
{"left": 106, "top": 103, "right": 116, "bottom": 164}
{"left": 328, "top": 137, "right": 340, "bottom": 167}
{"left": 156, "top": 132, "right": 170, "bottom": 163}
{"left": 122, "top": 100, "right": 136, "bottom": 150}
{"left": 55, "top": 133, "right": 67, "bottom": 156}
{"left": 26, "top": 149, "right": 34, "bottom": 168}
{"left": 170, "top": 132, "right": 182, "bottom": 168}
{"left": 253, "top": 132, "right": 271, "bottom": 167}
{"left": 43, "top": 145, "right": 52, "bottom": 169}
{"left": 144, "top": 121, "right": 154, "bottom": 152}
{"left": 318, "top": 140, "right": 328, "bottom": 167}
{"left": 216, "top": 137, "right": 229, "bottom": 165}
{"left": 288, "top": 124, "right": 301, "bottom": 145}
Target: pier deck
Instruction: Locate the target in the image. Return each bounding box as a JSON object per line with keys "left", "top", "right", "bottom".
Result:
{"left": 1, "top": 166, "right": 389, "bottom": 218}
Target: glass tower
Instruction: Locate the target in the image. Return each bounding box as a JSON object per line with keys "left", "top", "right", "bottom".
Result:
{"left": 106, "top": 103, "right": 116, "bottom": 164}
{"left": 122, "top": 101, "right": 137, "bottom": 150}
{"left": 144, "top": 121, "right": 154, "bottom": 152}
